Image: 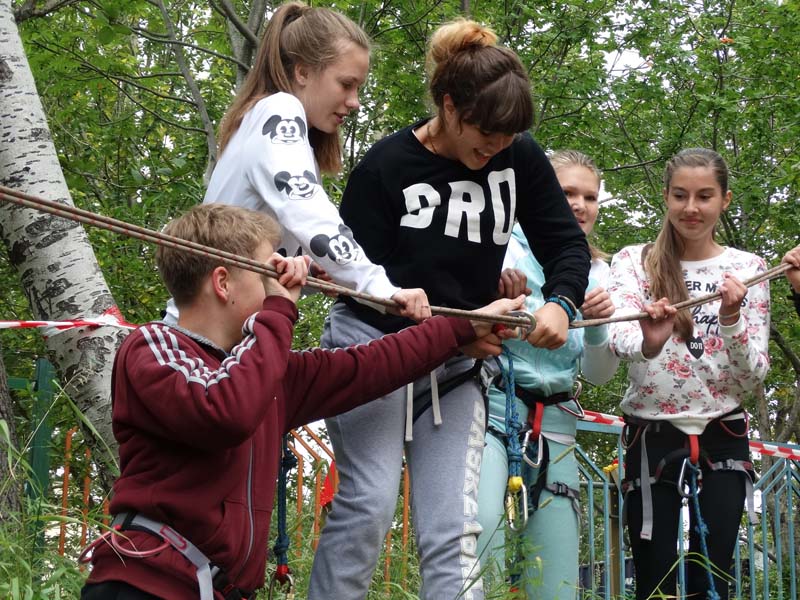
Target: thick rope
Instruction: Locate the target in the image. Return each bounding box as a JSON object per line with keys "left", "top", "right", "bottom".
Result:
{"left": 501, "top": 349, "right": 523, "bottom": 486}
{"left": 1, "top": 185, "right": 791, "bottom": 331}
{"left": 572, "top": 261, "right": 791, "bottom": 329}
{"left": 0, "top": 185, "right": 534, "bottom": 331}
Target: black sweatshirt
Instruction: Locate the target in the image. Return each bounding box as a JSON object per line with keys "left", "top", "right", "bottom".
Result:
{"left": 341, "top": 120, "right": 590, "bottom": 333}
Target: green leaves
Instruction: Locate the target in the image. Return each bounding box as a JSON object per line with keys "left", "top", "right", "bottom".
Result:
{"left": 9, "top": 0, "right": 800, "bottom": 448}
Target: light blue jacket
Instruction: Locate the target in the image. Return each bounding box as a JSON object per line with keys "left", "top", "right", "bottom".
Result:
{"left": 487, "top": 225, "right": 614, "bottom": 434}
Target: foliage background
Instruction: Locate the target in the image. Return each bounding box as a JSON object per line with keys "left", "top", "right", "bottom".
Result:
{"left": 1, "top": 0, "right": 799, "bottom": 595}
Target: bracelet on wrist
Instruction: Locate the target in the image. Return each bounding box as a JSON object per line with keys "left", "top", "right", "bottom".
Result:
{"left": 545, "top": 295, "right": 577, "bottom": 322}
{"left": 719, "top": 310, "right": 740, "bottom": 320}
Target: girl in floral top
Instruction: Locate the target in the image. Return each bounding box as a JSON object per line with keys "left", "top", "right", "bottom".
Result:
{"left": 607, "top": 148, "right": 770, "bottom": 599}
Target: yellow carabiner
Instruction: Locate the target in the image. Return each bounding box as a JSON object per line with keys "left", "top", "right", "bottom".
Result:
{"left": 505, "top": 483, "right": 529, "bottom": 533}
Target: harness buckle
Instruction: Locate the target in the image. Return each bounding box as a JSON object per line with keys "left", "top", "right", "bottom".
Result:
{"left": 505, "top": 483, "right": 529, "bottom": 532}
{"left": 552, "top": 482, "right": 570, "bottom": 497}
{"left": 522, "top": 432, "right": 544, "bottom": 468}
{"left": 678, "top": 458, "right": 703, "bottom": 498}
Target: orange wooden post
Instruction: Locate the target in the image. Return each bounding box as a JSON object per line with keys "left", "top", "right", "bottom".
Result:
{"left": 295, "top": 453, "right": 304, "bottom": 558}
{"left": 384, "top": 527, "right": 393, "bottom": 591}
{"left": 78, "top": 448, "right": 92, "bottom": 571}
{"left": 301, "top": 425, "right": 335, "bottom": 460}
{"left": 58, "top": 427, "right": 77, "bottom": 556}
{"left": 80, "top": 447, "right": 92, "bottom": 547}
{"left": 312, "top": 470, "right": 323, "bottom": 551}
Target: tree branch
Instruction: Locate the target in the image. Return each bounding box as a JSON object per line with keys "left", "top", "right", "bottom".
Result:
{"left": 13, "top": 0, "right": 79, "bottom": 22}
{"left": 154, "top": 0, "right": 218, "bottom": 177}
{"left": 209, "top": 0, "right": 258, "bottom": 46}
{"left": 129, "top": 24, "right": 250, "bottom": 71}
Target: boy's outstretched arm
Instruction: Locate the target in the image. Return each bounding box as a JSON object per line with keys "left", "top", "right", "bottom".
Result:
{"left": 283, "top": 296, "right": 525, "bottom": 429}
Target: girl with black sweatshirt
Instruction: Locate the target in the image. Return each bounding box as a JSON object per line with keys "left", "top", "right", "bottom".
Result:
{"left": 308, "top": 19, "right": 590, "bottom": 600}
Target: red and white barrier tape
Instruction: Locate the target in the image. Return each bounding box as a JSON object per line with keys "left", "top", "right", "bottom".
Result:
{"left": 581, "top": 409, "right": 800, "bottom": 460}
{"left": 3, "top": 312, "right": 798, "bottom": 461}
{"left": 0, "top": 306, "right": 137, "bottom": 338}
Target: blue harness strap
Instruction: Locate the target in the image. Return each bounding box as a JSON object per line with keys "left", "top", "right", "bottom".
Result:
{"left": 501, "top": 350, "right": 523, "bottom": 488}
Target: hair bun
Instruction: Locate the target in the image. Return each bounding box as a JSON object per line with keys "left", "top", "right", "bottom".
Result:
{"left": 427, "top": 19, "right": 498, "bottom": 69}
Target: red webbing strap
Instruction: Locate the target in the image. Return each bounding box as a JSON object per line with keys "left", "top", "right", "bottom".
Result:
{"left": 688, "top": 434, "right": 700, "bottom": 465}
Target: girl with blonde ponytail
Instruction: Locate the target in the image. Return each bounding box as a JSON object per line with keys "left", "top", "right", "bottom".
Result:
{"left": 201, "top": 1, "right": 431, "bottom": 324}
{"left": 309, "top": 19, "right": 590, "bottom": 600}
{"left": 607, "top": 148, "right": 770, "bottom": 599}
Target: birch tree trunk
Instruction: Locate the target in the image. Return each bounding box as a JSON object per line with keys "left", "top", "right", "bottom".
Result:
{"left": 0, "top": 0, "right": 123, "bottom": 458}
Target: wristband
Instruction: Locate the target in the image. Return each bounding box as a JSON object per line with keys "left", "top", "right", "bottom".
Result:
{"left": 719, "top": 310, "right": 740, "bottom": 319}
{"left": 545, "top": 295, "right": 577, "bottom": 322}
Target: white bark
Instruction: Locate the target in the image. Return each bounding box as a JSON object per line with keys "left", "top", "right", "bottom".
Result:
{"left": 0, "top": 0, "right": 123, "bottom": 454}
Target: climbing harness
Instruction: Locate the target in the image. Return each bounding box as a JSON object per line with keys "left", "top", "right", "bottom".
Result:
{"left": 402, "top": 318, "right": 538, "bottom": 443}
{"left": 621, "top": 410, "right": 756, "bottom": 542}
{"left": 78, "top": 512, "right": 255, "bottom": 600}
{"left": 404, "top": 359, "right": 485, "bottom": 441}
{"left": 268, "top": 434, "right": 297, "bottom": 599}
{"left": 491, "top": 351, "right": 584, "bottom": 533}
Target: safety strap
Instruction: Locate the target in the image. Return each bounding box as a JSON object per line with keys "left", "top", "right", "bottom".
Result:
{"left": 709, "top": 458, "right": 758, "bottom": 525}
{"left": 108, "top": 512, "right": 252, "bottom": 600}
{"left": 543, "top": 481, "right": 581, "bottom": 517}
{"left": 405, "top": 383, "right": 414, "bottom": 442}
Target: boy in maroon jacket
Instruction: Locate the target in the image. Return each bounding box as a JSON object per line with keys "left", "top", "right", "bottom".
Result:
{"left": 80, "top": 204, "right": 522, "bottom": 599}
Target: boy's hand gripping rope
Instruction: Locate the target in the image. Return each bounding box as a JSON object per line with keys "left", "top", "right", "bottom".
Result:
{"left": 269, "top": 434, "right": 296, "bottom": 599}
{"left": 500, "top": 349, "right": 528, "bottom": 533}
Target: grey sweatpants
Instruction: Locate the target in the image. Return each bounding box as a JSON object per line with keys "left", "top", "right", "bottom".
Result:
{"left": 307, "top": 303, "right": 486, "bottom": 600}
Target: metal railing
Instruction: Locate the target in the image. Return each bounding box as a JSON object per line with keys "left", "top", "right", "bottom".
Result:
{"left": 576, "top": 416, "right": 800, "bottom": 600}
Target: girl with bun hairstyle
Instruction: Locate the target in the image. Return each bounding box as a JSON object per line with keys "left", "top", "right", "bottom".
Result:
{"left": 197, "top": 1, "right": 430, "bottom": 322}
{"left": 308, "top": 20, "right": 590, "bottom": 600}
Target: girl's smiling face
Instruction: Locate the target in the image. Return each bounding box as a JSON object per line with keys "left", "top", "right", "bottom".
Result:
{"left": 664, "top": 165, "right": 731, "bottom": 246}
{"left": 556, "top": 165, "right": 601, "bottom": 235}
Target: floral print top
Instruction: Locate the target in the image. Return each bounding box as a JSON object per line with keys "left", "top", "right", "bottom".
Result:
{"left": 608, "top": 245, "right": 770, "bottom": 434}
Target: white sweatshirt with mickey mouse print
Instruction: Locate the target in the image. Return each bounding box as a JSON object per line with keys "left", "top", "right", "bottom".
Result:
{"left": 204, "top": 92, "right": 400, "bottom": 302}
{"left": 607, "top": 244, "right": 770, "bottom": 435}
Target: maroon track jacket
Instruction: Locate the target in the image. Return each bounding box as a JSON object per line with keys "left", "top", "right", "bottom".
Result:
{"left": 85, "top": 296, "right": 476, "bottom": 598}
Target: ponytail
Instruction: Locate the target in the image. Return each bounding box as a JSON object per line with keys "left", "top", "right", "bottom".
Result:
{"left": 217, "top": 2, "right": 370, "bottom": 173}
